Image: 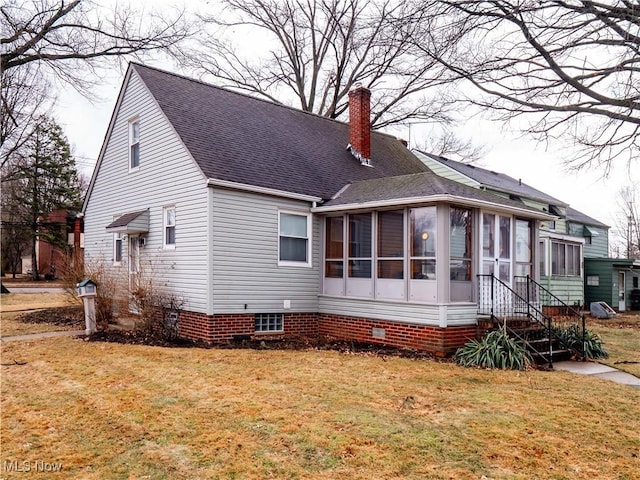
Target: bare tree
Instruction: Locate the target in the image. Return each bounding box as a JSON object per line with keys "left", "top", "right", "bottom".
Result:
{"left": 183, "top": 0, "right": 462, "bottom": 129}
{"left": 0, "top": 64, "right": 51, "bottom": 168}
{"left": 419, "top": 0, "right": 640, "bottom": 172}
{"left": 1, "top": 0, "right": 193, "bottom": 163}
{"left": 613, "top": 185, "right": 640, "bottom": 259}
{"left": 415, "top": 129, "right": 487, "bottom": 163}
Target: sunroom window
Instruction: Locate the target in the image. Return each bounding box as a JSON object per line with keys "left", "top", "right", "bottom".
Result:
{"left": 348, "top": 213, "right": 372, "bottom": 278}
{"left": 410, "top": 206, "right": 436, "bottom": 280}
{"left": 450, "top": 207, "right": 472, "bottom": 281}
{"left": 377, "top": 210, "right": 404, "bottom": 279}
{"left": 325, "top": 216, "right": 344, "bottom": 277}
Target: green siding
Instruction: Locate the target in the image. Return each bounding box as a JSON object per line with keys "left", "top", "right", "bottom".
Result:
{"left": 539, "top": 275, "right": 584, "bottom": 307}
{"left": 415, "top": 154, "right": 479, "bottom": 187}
{"left": 567, "top": 222, "right": 608, "bottom": 258}
{"left": 584, "top": 258, "right": 637, "bottom": 309}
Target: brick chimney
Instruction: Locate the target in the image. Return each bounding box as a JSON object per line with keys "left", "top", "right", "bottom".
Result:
{"left": 348, "top": 86, "right": 371, "bottom": 164}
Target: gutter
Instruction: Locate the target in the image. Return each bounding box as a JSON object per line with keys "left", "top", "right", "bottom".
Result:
{"left": 311, "top": 194, "right": 555, "bottom": 220}
{"left": 207, "top": 178, "right": 323, "bottom": 203}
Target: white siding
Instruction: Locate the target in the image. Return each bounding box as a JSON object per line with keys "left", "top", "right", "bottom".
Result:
{"left": 211, "top": 188, "right": 320, "bottom": 313}
{"left": 318, "top": 296, "right": 477, "bottom": 326}
{"left": 84, "top": 71, "right": 210, "bottom": 313}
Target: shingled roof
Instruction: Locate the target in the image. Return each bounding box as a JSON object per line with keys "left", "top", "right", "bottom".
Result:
{"left": 132, "top": 64, "right": 430, "bottom": 200}
{"left": 318, "top": 172, "right": 547, "bottom": 217}
{"left": 416, "top": 151, "right": 568, "bottom": 207}
{"left": 566, "top": 207, "right": 609, "bottom": 228}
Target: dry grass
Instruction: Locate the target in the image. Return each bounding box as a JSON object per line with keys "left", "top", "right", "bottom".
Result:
{"left": 1, "top": 337, "right": 639, "bottom": 479}
{"left": 588, "top": 312, "right": 640, "bottom": 378}
{"left": 0, "top": 311, "right": 79, "bottom": 337}
{"left": 1, "top": 294, "right": 81, "bottom": 337}
{"left": 0, "top": 293, "right": 77, "bottom": 313}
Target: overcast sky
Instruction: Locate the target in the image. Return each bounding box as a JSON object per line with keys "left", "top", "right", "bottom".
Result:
{"left": 52, "top": 0, "right": 637, "bottom": 252}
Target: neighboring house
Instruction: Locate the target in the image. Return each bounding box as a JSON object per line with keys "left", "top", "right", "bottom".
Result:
{"left": 564, "top": 206, "right": 640, "bottom": 311}
{"left": 28, "top": 209, "right": 84, "bottom": 278}
{"left": 584, "top": 258, "right": 640, "bottom": 312}
{"left": 83, "top": 63, "right": 553, "bottom": 355}
{"left": 415, "top": 152, "right": 611, "bottom": 307}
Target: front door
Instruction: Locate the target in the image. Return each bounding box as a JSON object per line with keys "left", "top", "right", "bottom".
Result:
{"left": 129, "top": 235, "right": 140, "bottom": 310}
{"left": 481, "top": 212, "right": 512, "bottom": 285}
{"left": 619, "top": 271, "right": 626, "bottom": 311}
{"left": 479, "top": 212, "right": 512, "bottom": 313}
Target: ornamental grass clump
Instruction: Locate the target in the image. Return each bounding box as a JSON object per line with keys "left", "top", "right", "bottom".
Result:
{"left": 553, "top": 324, "right": 608, "bottom": 359}
{"left": 455, "top": 329, "right": 532, "bottom": 370}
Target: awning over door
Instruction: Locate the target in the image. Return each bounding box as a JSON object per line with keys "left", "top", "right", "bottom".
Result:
{"left": 105, "top": 209, "right": 149, "bottom": 234}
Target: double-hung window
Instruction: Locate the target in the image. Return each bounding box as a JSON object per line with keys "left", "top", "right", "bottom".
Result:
{"left": 129, "top": 119, "right": 140, "bottom": 170}
{"left": 279, "top": 211, "right": 311, "bottom": 266}
{"left": 164, "top": 206, "right": 176, "bottom": 249}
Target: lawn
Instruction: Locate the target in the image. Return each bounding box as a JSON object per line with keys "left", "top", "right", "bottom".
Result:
{"left": 0, "top": 292, "right": 77, "bottom": 313}
{"left": 1, "top": 337, "right": 639, "bottom": 480}
{"left": 588, "top": 312, "right": 640, "bottom": 378}
{"left": 1, "top": 293, "right": 82, "bottom": 337}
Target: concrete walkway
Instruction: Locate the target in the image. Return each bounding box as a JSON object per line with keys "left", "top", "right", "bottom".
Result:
{"left": 0, "top": 330, "right": 87, "bottom": 342}
{"left": 554, "top": 361, "right": 640, "bottom": 389}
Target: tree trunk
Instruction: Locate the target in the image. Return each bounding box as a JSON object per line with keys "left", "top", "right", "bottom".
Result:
{"left": 31, "top": 234, "right": 39, "bottom": 281}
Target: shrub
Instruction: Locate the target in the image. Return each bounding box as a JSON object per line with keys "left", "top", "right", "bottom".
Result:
{"left": 553, "top": 324, "right": 608, "bottom": 359}
{"left": 455, "top": 329, "right": 532, "bottom": 370}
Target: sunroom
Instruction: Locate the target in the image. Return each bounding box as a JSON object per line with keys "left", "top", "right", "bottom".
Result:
{"left": 311, "top": 173, "right": 553, "bottom": 341}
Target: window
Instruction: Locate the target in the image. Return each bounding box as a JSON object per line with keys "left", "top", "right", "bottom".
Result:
{"left": 584, "top": 236, "right": 592, "bottom": 245}
{"left": 114, "top": 232, "right": 123, "bottom": 265}
{"left": 587, "top": 275, "right": 600, "bottom": 286}
{"left": 129, "top": 119, "right": 140, "bottom": 170}
{"left": 348, "top": 213, "right": 372, "bottom": 278}
{"left": 377, "top": 210, "right": 404, "bottom": 279}
{"left": 279, "top": 211, "right": 311, "bottom": 265}
{"left": 539, "top": 240, "right": 547, "bottom": 276}
{"left": 633, "top": 276, "right": 638, "bottom": 288}
{"left": 450, "top": 207, "right": 472, "bottom": 281}
{"left": 255, "top": 313, "right": 283, "bottom": 333}
{"left": 515, "top": 219, "right": 532, "bottom": 276}
{"left": 551, "top": 241, "right": 581, "bottom": 276}
{"left": 410, "top": 206, "right": 436, "bottom": 279}
{"left": 325, "top": 216, "right": 344, "bottom": 277}
{"left": 163, "top": 206, "right": 176, "bottom": 248}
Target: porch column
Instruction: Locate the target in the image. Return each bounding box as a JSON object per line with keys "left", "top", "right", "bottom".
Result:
{"left": 436, "top": 204, "right": 450, "bottom": 308}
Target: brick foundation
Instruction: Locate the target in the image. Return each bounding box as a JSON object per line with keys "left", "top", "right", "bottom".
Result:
{"left": 177, "top": 310, "right": 477, "bottom": 356}
{"left": 318, "top": 314, "right": 477, "bottom": 357}
{"left": 177, "top": 311, "right": 318, "bottom": 344}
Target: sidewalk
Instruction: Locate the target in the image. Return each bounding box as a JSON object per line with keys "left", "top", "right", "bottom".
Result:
{"left": 0, "top": 330, "right": 87, "bottom": 342}
{"left": 553, "top": 361, "right": 640, "bottom": 389}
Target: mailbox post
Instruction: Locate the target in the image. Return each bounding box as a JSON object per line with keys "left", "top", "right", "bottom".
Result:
{"left": 77, "top": 279, "right": 97, "bottom": 334}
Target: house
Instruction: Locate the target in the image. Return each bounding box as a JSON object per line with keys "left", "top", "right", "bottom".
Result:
{"left": 19, "top": 209, "right": 84, "bottom": 278}
{"left": 82, "top": 63, "right": 554, "bottom": 355}
{"left": 585, "top": 258, "right": 640, "bottom": 312}
{"left": 415, "top": 152, "right": 612, "bottom": 308}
